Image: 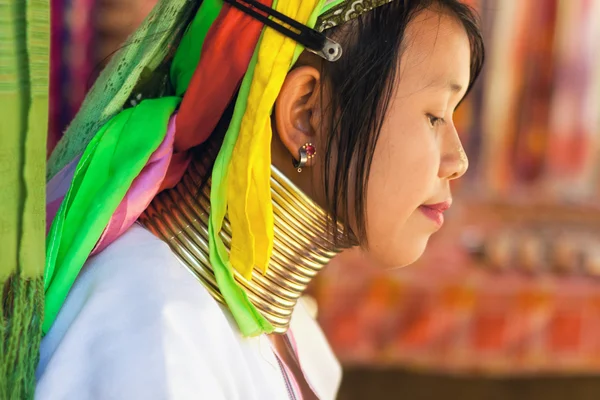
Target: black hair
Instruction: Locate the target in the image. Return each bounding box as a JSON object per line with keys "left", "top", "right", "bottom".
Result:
{"left": 318, "top": 0, "right": 485, "bottom": 246}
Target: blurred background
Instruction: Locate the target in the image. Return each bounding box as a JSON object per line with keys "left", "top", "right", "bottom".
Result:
{"left": 49, "top": 0, "right": 600, "bottom": 398}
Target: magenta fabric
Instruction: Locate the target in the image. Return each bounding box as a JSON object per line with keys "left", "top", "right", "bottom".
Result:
{"left": 46, "top": 155, "right": 81, "bottom": 233}
{"left": 48, "top": 0, "right": 63, "bottom": 156}
{"left": 46, "top": 198, "right": 63, "bottom": 234}
{"left": 272, "top": 337, "right": 304, "bottom": 400}
{"left": 91, "top": 115, "right": 179, "bottom": 255}
{"left": 286, "top": 330, "right": 320, "bottom": 399}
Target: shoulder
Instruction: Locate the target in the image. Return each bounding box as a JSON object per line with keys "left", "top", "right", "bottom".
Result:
{"left": 42, "top": 224, "right": 228, "bottom": 342}
{"left": 36, "top": 224, "right": 284, "bottom": 400}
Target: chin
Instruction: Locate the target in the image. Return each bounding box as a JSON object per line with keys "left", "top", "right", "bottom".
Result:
{"left": 393, "top": 235, "right": 431, "bottom": 268}
{"left": 395, "top": 243, "right": 428, "bottom": 268}
{"left": 397, "top": 246, "right": 426, "bottom": 268}
{"left": 368, "top": 234, "right": 431, "bottom": 270}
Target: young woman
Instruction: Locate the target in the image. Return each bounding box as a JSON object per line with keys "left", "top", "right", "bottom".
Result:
{"left": 38, "top": 0, "right": 484, "bottom": 398}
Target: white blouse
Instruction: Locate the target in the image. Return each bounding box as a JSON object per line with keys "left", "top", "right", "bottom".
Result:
{"left": 36, "top": 224, "right": 341, "bottom": 400}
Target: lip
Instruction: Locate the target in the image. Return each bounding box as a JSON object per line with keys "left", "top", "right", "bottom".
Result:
{"left": 418, "top": 200, "right": 452, "bottom": 227}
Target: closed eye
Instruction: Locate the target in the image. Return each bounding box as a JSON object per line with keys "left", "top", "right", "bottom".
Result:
{"left": 427, "top": 114, "right": 446, "bottom": 128}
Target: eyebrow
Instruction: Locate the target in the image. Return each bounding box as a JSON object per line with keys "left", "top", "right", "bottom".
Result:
{"left": 432, "top": 80, "right": 468, "bottom": 111}
{"left": 425, "top": 77, "right": 465, "bottom": 96}
{"left": 447, "top": 82, "right": 464, "bottom": 94}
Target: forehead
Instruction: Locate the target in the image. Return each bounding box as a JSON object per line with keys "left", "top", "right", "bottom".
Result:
{"left": 398, "top": 8, "right": 471, "bottom": 95}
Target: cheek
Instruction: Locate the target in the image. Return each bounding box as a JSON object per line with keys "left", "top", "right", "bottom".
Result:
{"left": 363, "top": 118, "right": 440, "bottom": 266}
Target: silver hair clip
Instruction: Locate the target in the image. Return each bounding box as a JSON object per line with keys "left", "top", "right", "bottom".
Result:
{"left": 224, "top": 0, "right": 343, "bottom": 62}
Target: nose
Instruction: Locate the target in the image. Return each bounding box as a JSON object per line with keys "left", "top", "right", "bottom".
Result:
{"left": 439, "top": 125, "right": 469, "bottom": 180}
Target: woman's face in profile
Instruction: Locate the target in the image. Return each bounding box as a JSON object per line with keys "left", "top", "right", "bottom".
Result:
{"left": 363, "top": 9, "right": 472, "bottom": 269}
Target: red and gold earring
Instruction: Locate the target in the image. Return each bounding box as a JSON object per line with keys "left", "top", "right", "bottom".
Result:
{"left": 292, "top": 143, "right": 316, "bottom": 172}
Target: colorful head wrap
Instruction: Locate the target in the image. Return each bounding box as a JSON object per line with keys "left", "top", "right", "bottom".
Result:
{"left": 44, "top": 0, "right": 397, "bottom": 337}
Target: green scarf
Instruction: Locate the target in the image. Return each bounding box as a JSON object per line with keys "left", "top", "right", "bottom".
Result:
{"left": 1, "top": 0, "right": 49, "bottom": 398}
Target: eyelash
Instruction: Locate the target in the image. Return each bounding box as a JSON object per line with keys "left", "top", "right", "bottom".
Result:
{"left": 427, "top": 114, "right": 446, "bottom": 128}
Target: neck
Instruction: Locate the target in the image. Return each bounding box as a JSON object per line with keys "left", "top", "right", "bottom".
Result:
{"left": 139, "top": 148, "right": 344, "bottom": 333}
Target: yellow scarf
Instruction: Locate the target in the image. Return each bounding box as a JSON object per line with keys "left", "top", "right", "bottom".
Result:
{"left": 227, "top": 0, "right": 322, "bottom": 279}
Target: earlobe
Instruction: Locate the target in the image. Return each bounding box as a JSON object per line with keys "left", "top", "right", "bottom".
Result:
{"left": 275, "top": 66, "right": 321, "bottom": 167}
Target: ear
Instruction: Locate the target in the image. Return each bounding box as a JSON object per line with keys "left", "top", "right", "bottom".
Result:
{"left": 275, "top": 66, "right": 321, "bottom": 166}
